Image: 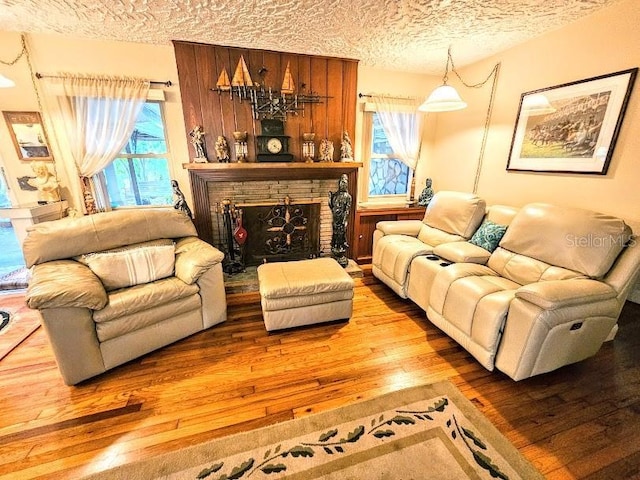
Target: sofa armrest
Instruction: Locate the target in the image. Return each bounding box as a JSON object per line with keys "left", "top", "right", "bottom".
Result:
{"left": 174, "top": 237, "right": 225, "bottom": 285}
{"left": 376, "top": 220, "right": 423, "bottom": 237}
{"left": 516, "top": 279, "right": 617, "bottom": 310}
{"left": 27, "top": 260, "right": 108, "bottom": 310}
{"left": 433, "top": 242, "right": 491, "bottom": 264}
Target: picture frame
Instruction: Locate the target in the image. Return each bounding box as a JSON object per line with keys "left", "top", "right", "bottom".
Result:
{"left": 506, "top": 68, "right": 637, "bottom": 175}
{"left": 2, "top": 111, "right": 53, "bottom": 161}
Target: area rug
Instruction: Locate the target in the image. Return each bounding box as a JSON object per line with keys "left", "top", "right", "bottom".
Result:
{"left": 0, "top": 305, "right": 40, "bottom": 361}
{"left": 85, "top": 381, "right": 543, "bottom": 479}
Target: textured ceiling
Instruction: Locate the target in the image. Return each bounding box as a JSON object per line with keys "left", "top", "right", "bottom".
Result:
{"left": 0, "top": 0, "right": 621, "bottom": 74}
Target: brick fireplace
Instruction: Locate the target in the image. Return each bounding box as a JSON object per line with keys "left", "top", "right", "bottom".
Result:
{"left": 184, "top": 163, "right": 361, "bottom": 261}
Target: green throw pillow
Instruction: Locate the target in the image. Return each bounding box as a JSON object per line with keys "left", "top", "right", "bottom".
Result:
{"left": 469, "top": 220, "right": 507, "bottom": 253}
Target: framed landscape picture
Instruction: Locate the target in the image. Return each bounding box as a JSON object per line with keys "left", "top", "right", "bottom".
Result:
{"left": 507, "top": 68, "right": 637, "bottom": 174}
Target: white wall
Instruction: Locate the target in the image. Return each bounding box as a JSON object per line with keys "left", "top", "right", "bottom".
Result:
{"left": 0, "top": 32, "right": 190, "bottom": 212}
{"left": 430, "top": 0, "right": 640, "bottom": 222}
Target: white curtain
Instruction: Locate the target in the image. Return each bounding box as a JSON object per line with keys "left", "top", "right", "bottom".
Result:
{"left": 56, "top": 74, "right": 150, "bottom": 213}
{"left": 370, "top": 96, "right": 423, "bottom": 171}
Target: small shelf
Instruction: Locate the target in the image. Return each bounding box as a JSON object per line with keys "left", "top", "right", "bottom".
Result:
{"left": 183, "top": 162, "right": 362, "bottom": 182}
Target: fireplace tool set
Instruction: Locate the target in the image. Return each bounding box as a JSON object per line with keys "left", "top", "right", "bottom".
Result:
{"left": 216, "top": 200, "right": 246, "bottom": 275}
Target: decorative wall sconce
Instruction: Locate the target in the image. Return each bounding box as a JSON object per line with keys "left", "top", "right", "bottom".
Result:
{"left": 302, "top": 133, "right": 315, "bottom": 162}
{"left": 233, "top": 131, "right": 248, "bottom": 162}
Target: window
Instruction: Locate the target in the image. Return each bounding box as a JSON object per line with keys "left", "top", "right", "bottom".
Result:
{"left": 361, "top": 112, "right": 413, "bottom": 204}
{"left": 103, "top": 102, "right": 173, "bottom": 207}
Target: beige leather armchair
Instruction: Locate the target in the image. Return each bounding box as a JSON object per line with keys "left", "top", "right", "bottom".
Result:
{"left": 372, "top": 191, "right": 486, "bottom": 298}
{"left": 24, "top": 209, "right": 227, "bottom": 385}
{"left": 426, "top": 203, "right": 640, "bottom": 380}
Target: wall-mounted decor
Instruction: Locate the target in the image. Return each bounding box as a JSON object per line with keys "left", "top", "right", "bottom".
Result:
{"left": 173, "top": 42, "right": 358, "bottom": 163}
{"left": 2, "top": 111, "right": 53, "bottom": 161}
{"left": 507, "top": 68, "right": 637, "bottom": 174}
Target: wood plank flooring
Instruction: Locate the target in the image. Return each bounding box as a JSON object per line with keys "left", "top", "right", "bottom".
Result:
{"left": 1, "top": 270, "right": 639, "bottom": 479}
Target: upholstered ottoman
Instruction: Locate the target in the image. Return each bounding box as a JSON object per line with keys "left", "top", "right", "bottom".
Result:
{"left": 257, "top": 257, "right": 354, "bottom": 331}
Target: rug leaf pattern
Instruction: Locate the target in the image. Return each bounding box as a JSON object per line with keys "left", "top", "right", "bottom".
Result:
{"left": 197, "top": 396, "right": 511, "bottom": 479}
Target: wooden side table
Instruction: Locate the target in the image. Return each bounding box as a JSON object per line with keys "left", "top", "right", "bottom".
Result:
{"left": 353, "top": 205, "right": 426, "bottom": 264}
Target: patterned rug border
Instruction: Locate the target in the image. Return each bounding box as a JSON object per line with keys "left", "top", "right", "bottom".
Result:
{"left": 84, "top": 381, "right": 542, "bottom": 479}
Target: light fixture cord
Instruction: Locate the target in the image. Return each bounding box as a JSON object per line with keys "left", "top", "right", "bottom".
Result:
{"left": 0, "top": 36, "right": 27, "bottom": 66}
{"left": 21, "top": 34, "right": 63, "bottom": 201}
{"left": 472, "top": 62, "right": 501, "bottom": 194}
{"left": 448, "top": 47, "right": 500, "bottom": 89}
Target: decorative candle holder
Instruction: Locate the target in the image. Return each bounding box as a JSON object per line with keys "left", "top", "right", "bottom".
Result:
{"left": 232, "top": 131, "right": 248, "bottom": 162}
{"left": 302, "top": 132, "right": 315, "bottom": 163}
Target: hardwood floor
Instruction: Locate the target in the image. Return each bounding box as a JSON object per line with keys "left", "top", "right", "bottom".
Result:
{"left": 1, "top": 271, "right": 639, "bottom": 479}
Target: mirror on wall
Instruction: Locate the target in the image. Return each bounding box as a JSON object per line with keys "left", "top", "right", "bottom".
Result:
{"left": 2, "top": 111, "right": 53, "bottom": 162}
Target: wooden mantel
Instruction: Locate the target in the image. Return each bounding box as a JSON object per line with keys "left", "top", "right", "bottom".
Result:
{"left": 184, "top": 162, "right": 362, "bottom": 253}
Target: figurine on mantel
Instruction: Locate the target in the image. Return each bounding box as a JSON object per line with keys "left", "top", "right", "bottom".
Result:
{"left": 189, "top": 125, "right": 208, "bottom": 162}
{"left": 215, "top": 136, "right": 231, "bottom": 163}
{"left": 340, "top": 130, "right": 354, "bottom": 162}
{"left": 319, "top": 138, "right": 334, "bottom": 162}
{"left": 28, "top": 161, "right": 60, "bottom": 204}
{"left": 418, "top": 177, "right": 435, "bottom": 207}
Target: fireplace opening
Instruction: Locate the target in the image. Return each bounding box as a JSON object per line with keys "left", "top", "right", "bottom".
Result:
{"left": 236, "top": 196, "right": 321, "bottom": 266}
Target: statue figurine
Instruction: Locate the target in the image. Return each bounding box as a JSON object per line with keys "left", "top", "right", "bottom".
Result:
{"left": 215, "top": 136, "right": 231, "bottom": 163}
{"left": 28, "top": 161, "right": 61, "bottom": 204}
{"left": 171, "top": 180, "right": 193, "bottom": 218}
{"left": 318, "top": 138, "right": 334, "bottom": 162}
{"left": 189, "top": 125, "right": 208, "bottom": 162}
{"left": 418, "top": 178, "right": 435, "bottom": 207}
{"left": 340, "top": 130, "right": 354, "bottom": 162}
{"left": 328, "top": 174, "right": 352, "bottom": 268}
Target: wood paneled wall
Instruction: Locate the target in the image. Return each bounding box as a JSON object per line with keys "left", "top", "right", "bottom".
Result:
{"left": 173, "top": 41, "right": 358, "bottom": 163}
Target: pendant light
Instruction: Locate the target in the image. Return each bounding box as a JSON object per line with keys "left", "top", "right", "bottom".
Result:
{"left": 419, "top": 47, "right": 467, "bottom": 112}
{"left": 0, "top": 73, "right": 15, "bottom": 88}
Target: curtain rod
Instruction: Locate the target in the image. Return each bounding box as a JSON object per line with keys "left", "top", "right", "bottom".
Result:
{"left": 358, "top": 93, "right": 416, "bottom": 100}
{"left": 35, "top": 72, "right": 172, "bottom": 87}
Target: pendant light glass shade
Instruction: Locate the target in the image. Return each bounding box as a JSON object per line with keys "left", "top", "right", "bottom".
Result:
{"left": 0, "top": 73, "right": 15, "bottom": 88}
{"left": 522, "top": 93, "right": 555, "bottom": 115}
{"left": 418, "top": 84, "right": 467, "bottom": 112}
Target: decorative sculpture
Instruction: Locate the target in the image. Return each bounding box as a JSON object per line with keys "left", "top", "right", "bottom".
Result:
{"left": 215, "top": 136, "right": 231, "bottom": 163}
{"left": 340, "top": 130, "right": 354, "bottom": 162}
{"left": 171, "top": 180, "right": 193, "bottom": 218}
{"left": 329, "top": 174, "right": 352, "bottom": 268}
{"left": 418, "top": 177, "right": 435, "bottom": 207}
{"left": 28, "top": 161, "right": 60, "bottom": 204}
{"left": 189, "top": 125, "right": 208, "bottom": 162}
{"left": 319, "top": 138, "right": 334, "bottom": 162}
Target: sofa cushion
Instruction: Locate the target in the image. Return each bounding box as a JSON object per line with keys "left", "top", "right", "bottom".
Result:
{"left": 76, "top": 239, "right": 175, "bottom": 291}
{"left": 93, "top": 276, "right": 199, "bottom": 323}
{"left": 23, "top": 209, "right": 197, "bottom": 267}
{"left": 469, "top": 220, "right": 508, "bottom": 253}
{"left": 423, "top": 191, "right": 486, "bottom": 238}
{"left": 499, "top": 203, "right": 632, "bottom": 278}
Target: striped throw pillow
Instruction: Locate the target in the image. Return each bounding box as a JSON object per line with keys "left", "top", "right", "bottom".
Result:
{"left": 75, "top": 239, "right": 175, "bottom": 291}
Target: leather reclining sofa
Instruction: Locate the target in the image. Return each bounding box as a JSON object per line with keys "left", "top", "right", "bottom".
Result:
{"left": 24, "top": 209, "right": 227, "bottom": 385}
{"left": 372, "top": 191, "right": 640, "bottom": 380}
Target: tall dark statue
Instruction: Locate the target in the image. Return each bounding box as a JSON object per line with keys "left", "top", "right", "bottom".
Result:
{"left": 329, "top": 174, "right": 352, "bottom": 267}
{"left": 171, "top": 180, "right": 193, "bottom": 218}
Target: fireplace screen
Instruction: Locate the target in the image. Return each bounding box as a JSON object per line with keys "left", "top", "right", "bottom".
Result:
{"left": 240, "top": 197, "right": 321, "bottom": 266}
